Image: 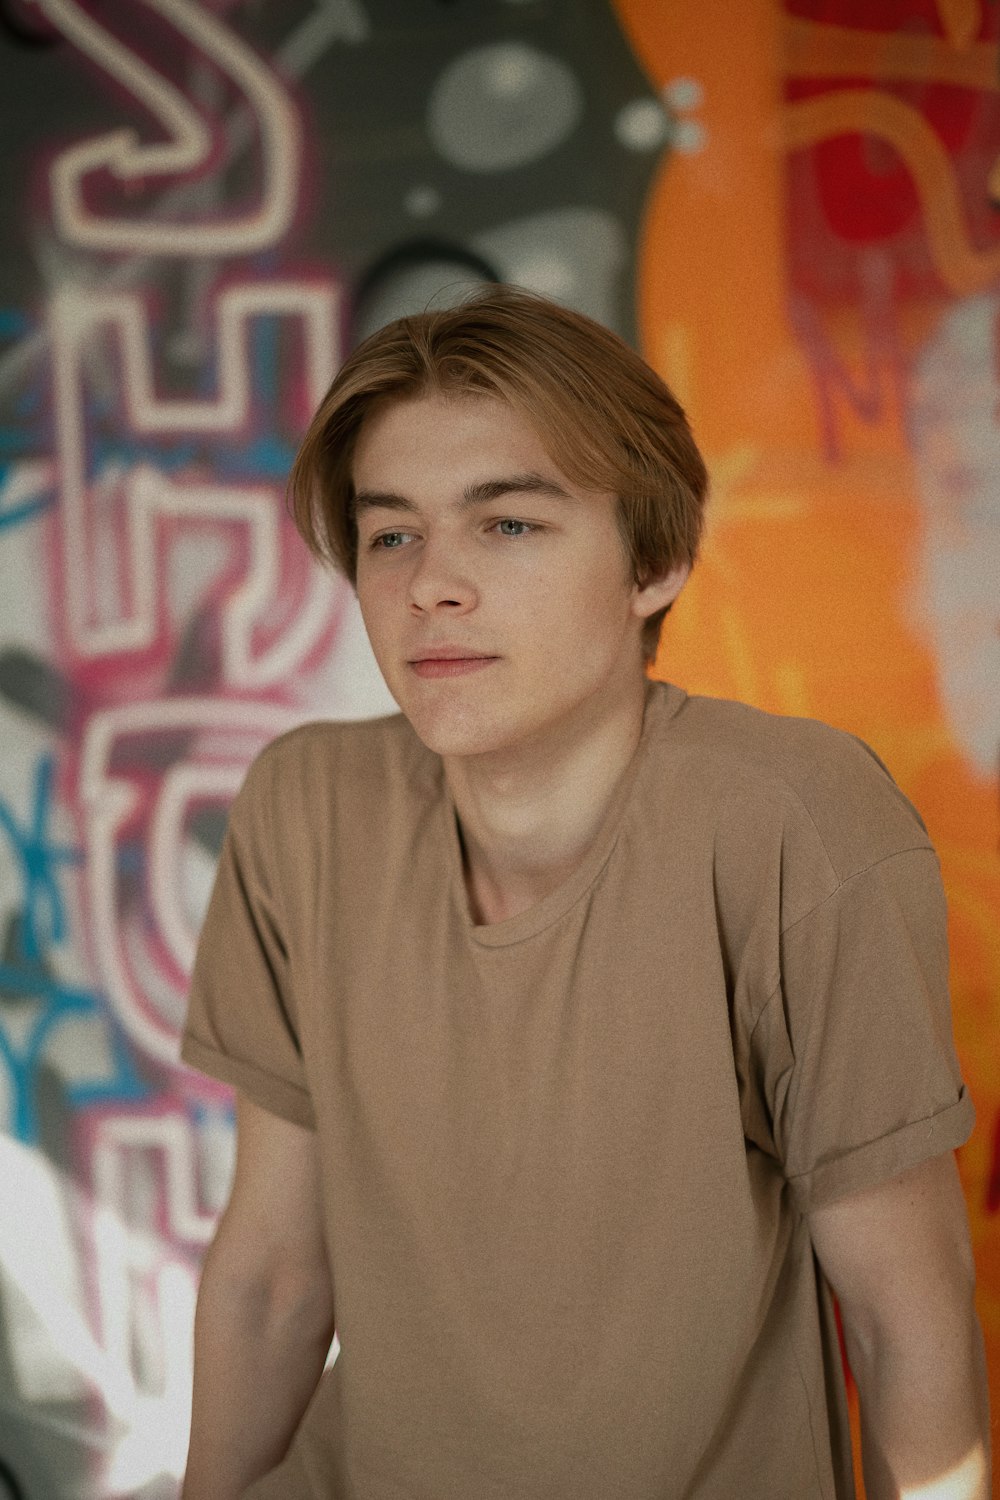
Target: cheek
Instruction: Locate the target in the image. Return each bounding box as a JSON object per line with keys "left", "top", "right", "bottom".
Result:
{"left": 543, "top": 550, "right": 633, "bottom": 618}
{"left": 503, "top": 570, "right": 631, "bottom": 655}
{"left": 356, "top": 567, "right": 406, "bottom": 626}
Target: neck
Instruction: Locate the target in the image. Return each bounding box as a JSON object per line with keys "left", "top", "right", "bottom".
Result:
{"left": 444, "top": 677, "right": 651, "bottom": 924}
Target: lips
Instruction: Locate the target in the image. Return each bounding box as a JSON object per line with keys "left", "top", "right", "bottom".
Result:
{"left": 408, "top": 650, "right": 499, "bottom": 679}
{"left": 408, "top": 646, "right": 496, "bottom": 662}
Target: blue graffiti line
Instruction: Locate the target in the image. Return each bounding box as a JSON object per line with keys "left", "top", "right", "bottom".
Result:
{"left": 0, "top": 316, "right": 53, "bottom": 529}
{"left": 250, "top": 312, "right": 280, "bottom": 408}
{"left": 0, "top": 753, "right": 83, "bottom": 961}
{"left": 68, "top": 1020, "right": 148, "bottom": 1113}
{"left": 0, "top": 427, "right": 45, "bottom": 456}
{"left": 83, "top": 305, "right": 299, "bottom": 483}
{"left": 0, "top": 309, "right": 31, "bottom": 337}
{"left": 0, "top": 460, "right": 55, "bottom": 532}
{"left": 85, "top": 432, "right": 297, "bottom": 484}
{"left": 217, "top": 431, "right": 296, "bottom": 480}
{"left": 0, "top": 493, "right": 54, "bottom": 530}
{"left": 0, "top": 310, "right": 46, "bottom": 426}
{"left": 0, "top": 962, "right": 148, "bottom": 1142}
{"left": 0, "top": 750, "right": 148, "bottom": 1141}
{"left": 0, "top": 966, "right": 94, "bottom": 1142}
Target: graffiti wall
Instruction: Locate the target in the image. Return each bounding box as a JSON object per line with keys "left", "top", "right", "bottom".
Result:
{"left": 616, "top": 0, "right": 1000, "bottom": 1478}
{"left": 0, "top": 0, "right": 995, "bottom": 1494}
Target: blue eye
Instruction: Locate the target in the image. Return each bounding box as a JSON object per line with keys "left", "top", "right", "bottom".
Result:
{"left": 496, "top": 519, "right": 533, "bottom": 537}
{"left": 372, "top": 531, "right": 408, "bottom": 549}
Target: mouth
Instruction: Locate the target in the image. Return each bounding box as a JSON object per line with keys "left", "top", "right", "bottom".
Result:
{"left": 408, "top": 654, "right": 499, "bottom": 678}
{"left": 408, "top": 648, "right": 497, "bottom": 663}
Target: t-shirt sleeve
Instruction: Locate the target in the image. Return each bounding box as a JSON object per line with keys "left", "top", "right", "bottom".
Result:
{"left": 747, "top": 845, "right": 973, "bottom": 1212}
{"left": 179, "top": 748, "right": 315, "bottom": 1129}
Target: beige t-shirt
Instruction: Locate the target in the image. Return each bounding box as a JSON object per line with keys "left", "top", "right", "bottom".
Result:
{"left": 182, "top": 680, "right": 973, "bottom": 1500}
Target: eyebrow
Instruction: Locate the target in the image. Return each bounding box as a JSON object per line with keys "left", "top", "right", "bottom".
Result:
{"left": 352, "top": 472, "right": 575, "bottom": 517}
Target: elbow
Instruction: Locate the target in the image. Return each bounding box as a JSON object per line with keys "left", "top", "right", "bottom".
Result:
{"left": 259, "top": 1264, "right": 336, "bottom": 1352}
{"left": 199, "top": 1226, "right": 336, "bottom": 1351}
{"left": 840, "top": 1282, "right": 979, "bottom": 1394}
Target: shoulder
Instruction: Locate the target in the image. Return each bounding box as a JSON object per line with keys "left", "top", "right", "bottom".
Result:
{"left": 232, "top": 710, "right": 437, "bottom": 828}
{"left": 242, "top": 709, "right": 432, "bottom": 788}
{"left": 655, "top": 688, "right": 934, "bottom": 886}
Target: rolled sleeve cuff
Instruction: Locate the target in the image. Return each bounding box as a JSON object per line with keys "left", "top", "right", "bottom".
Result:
{"left": 180, "top": 1031, "right": 316, "bottom": 1130}
{"left": 787, "top": 1086, "right": 975, "bottom": 1212}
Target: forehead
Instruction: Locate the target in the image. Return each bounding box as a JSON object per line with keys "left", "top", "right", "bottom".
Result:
{"left": 352, "top": 391, "right": 558, "bottom": 481}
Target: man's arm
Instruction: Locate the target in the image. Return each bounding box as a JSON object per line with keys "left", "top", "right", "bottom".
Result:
{"left": 182, "top": 1093, "right": 336, "bottom": 1500}
{"left": 809, "top": 1151, "right": 991, "bottom": 1500}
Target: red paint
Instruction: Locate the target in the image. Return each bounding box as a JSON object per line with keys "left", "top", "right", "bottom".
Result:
{"left": 986, "top": 1109, "right": 1000, "bottom": 1214}
{"left": 783, "top": 3, "right": 1000, "bottom": 304}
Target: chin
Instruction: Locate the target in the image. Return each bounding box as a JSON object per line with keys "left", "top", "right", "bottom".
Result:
{"left": 405, "top": 716, "right": 510, "bottom": 760}
{"left": 392, "top": 695, "right": 516, "bottom": 759}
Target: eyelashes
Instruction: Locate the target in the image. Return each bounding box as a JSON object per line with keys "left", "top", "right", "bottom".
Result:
{"left": 366, "top": 518, "right": 540, "bottom": 550}
{"left": 368, "top": 531, "right": 413, "bottom": 550}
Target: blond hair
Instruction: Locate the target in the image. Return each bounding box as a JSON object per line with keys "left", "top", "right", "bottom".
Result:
{"left": 287, "top": 285, "right": 708, "bottom": 664}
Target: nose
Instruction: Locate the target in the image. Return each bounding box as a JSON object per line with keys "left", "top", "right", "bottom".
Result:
{"left": 407, "top": 536, "right": 479, "bottom": 615}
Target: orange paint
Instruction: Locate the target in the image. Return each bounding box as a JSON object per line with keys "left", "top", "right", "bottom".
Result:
{"left": 615, "top": 0, "right": 1000, "bottom": 1483}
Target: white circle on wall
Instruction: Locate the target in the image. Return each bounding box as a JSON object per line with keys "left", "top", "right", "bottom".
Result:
{"left": 674, "top": 119, "right": 707, "bottom": 154}
{"left": 615, "top": 98, "right": 670, "bottom": 151}
{"left": 663, "top": 76, "right": 704, "bottom": 110}
{"left": 404, "top": 185, "right": 442, "bottom": 218}
{"left": 428, "top": 42, "right": 583, "bottom": 172}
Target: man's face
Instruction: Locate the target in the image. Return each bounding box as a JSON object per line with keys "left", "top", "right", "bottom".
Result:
{"left": 351, "top": 390, "right": 686, "bottom": 761}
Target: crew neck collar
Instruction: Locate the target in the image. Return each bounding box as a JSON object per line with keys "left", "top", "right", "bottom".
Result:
{"left": 439, "top": 679, "right": 686, "bottom": 948}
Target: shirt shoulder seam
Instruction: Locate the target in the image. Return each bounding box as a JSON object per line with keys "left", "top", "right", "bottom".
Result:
{"left": 746, "top": 844, "right": 939, "bottom": 1040}
{"left": 779, "top": 843, "right": 937, "bottom": 941}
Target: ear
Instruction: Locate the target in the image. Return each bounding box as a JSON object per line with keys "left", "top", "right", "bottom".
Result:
{"left": 631, "top": 560, "right": 691, "bottom": 621}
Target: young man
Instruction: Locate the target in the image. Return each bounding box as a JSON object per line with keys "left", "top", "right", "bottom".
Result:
{"left": 180, "top": 286, "right": 990, "bottom": 1499}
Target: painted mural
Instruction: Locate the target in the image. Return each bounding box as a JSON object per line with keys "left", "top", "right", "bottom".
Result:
{"left": 0, "top": 1, "right": 995, "bottom": 1495}
{"left": 614, "top": 0, "right": 1000, "bottom": 1480}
